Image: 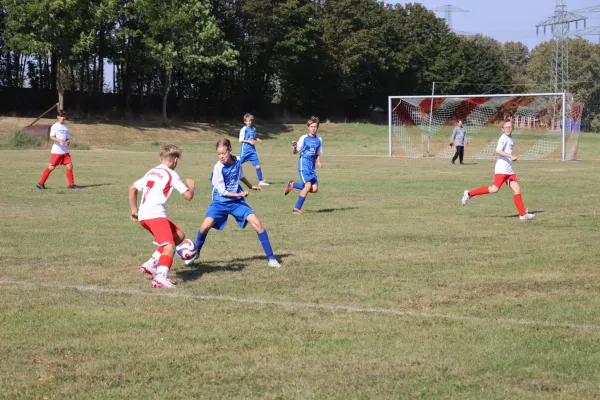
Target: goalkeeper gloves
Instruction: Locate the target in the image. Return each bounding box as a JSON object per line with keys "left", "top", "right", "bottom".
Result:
{"left": 449, "top": 142, "right": 454, "bottom": 147}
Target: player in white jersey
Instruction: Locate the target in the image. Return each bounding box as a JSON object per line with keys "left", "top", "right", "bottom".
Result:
{"left": 128, "top": 145, "right": 195, "bottom": 288}
{"left": 37, "top": 110, "right": 78, "bottom": 189}
{"left": 461, "top": 119, "right": 535, "bottom": 220}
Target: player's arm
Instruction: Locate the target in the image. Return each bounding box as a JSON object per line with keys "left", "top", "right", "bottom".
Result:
{"left": 212, "top": 168, "right": 248, "bottom": 198}
{"left": 496, "top": 138, "right": 517, "bottom": 160}
{"left": 49, "top": 126, "right": 68, "bottom": 145}
{"left": 181, "top": 179, "right": 195, "bottom": 201}
{"left": 128, "top": 184, "right": 139, "bottom": 221}
{"left": 241, "top": 176, "right": 261, "bottom": 191}
{"left": 293, "top": 136, "right": 304, "bottom": 154}
{"left": 496, "top": 148, "right": 517, "bottom": 160}
{"left": 316, "top": 139, "right": 323, "bottom": 168}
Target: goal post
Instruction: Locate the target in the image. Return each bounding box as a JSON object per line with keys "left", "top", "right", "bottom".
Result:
{"left": 388, "top": 92, "right": 582, "bottom": 161}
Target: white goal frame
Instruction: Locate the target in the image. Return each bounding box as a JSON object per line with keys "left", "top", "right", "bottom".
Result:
{"left": 388, "top": 92, "right": 571, "bottom": 161}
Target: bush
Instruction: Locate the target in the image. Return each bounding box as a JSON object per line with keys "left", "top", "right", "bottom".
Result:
{"left": 7, "top": 129, "right": 41, "bottom": 148}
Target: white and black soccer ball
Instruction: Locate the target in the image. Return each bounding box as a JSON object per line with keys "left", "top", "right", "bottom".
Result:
{"left": 176, "top": 239, "right": 197, "bottom": 260}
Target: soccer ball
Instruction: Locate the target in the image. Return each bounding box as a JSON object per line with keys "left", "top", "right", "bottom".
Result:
{"left": 176, "top": 239, "right": 197, "bottom": 260}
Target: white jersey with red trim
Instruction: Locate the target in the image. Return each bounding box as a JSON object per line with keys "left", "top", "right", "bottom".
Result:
{"left": 134, "top": 165, "right": 188, "bottom": 221}
{"left": 50, "top": 122, "right": 70, "bottom": 154}
{"left": 495, "top": 133, "right": 514, "bottom": 174}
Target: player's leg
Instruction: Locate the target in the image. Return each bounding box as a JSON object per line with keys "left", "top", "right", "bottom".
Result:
{"left": 65, "top": 154, "right": 77, "bottom": 188}
{"left": 141, "top": 218, "right": 177, "bottom": 288}
{"left": 458, "top": 146, "right": 465, "bottom": 164}
{"left": 462, "top": 175, "right": 501, "bottom": 206}
{"left": 188, "top": 203, "right": 228, "bottom": 265}
{"left": 294, "top": 182, "right": 312, "bottom": 214}
{"left": 284, "top": 179, "right": 304, "bottom": 195}
{"left": 509, "top": 179, "right": 534, "bottom": 219}
{"left": 451, "top": 148, "right": 459, "bottom": 164}
{"left": 243, "top": 210, "right": 280, "bottom": 267}
{"left": 38, "top": 156, "right": 58, "bottom": 189}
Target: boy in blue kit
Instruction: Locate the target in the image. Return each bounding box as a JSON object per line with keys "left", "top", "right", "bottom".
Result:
{"left": 239, "top": 113, "right": 269, "bottom": 186}
{"left": 186, "top": 138, "right": 281, "bottom": 268}
{"left": 284, "top": 116, "right": 323, "bottom": 214}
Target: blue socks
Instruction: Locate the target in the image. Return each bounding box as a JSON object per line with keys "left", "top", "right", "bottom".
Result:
{"left": 256, "top": 168, "right": 263, "bottom": 181}
{"left": 257, "top": 230, "right": 275, "bottom": 260}
{"left": 295, "top": 195, "right": 306, "bottom": 210}
{"left": 293, "top": 182, "right": 303, "bottom": 190}
{"left": 194, "top": 231, "right": 208, "bottom": 251}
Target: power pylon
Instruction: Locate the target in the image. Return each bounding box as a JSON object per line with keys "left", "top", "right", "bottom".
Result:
{"left": 433, "top": 5, "right": 468, "bottom": 32}
{"left": 570, "top": 6, "right": 600, "bottom": 42}
{"left": 536, "top": 0, "right": 586, "bottom": 93}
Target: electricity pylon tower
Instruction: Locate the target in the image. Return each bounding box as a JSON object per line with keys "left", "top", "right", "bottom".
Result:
{"left": 570, "top": 6, "right": 600, "bottom": 42}
{"left": 536, "top": 0, "right": 586, "bottom": 93}
{"left": 433, "top": 5, "right": 469, "bottom": 33}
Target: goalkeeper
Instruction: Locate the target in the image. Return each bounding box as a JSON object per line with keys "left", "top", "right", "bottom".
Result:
{"left": 450, "top": 119, "right": 467, "bottom": 165}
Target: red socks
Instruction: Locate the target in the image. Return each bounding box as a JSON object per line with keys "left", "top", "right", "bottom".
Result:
{"left": 39, "top": 168, "right": 75, "bottom": 186}
{"left": 39, "top": 168, "right": 52, "bottom": 184}
{"left": 468, "top": 186, "right": 490, "bottom": 197}
{"left": 66, "top": 169, "right": 74, "bottom": 186}
{"left": 514, "top": 194, "right": 526, "bottom": 216}
{"left": 157, "top": 255, "right": 173, "bottom": 269}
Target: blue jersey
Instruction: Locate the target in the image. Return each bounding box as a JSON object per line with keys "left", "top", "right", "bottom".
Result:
{"left": 297, "top": 134, "right": 323, "bottom": 173}
{"left": 239, "top": 126, "right": 257, "bottom": 159}
{"left": 210, "top": 157, "right": 245, "bottom": 204}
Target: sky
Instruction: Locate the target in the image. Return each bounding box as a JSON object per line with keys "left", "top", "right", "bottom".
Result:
{"left": 387, "top": 0, "right": 600, "bottom": 49}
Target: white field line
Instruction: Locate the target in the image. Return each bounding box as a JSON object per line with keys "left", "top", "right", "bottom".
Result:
{"left": 2, "top": 280, "right": 599, "bottom": 331}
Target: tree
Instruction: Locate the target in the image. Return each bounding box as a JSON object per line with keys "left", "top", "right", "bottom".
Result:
{"left": 527, "top": 39, "right": 600, "bottom": 130}
{"left": 502, "top": 41, "right": 531, "bottom": 93}
{"left": 3, "top": 0, "right": 97, "bottom": 107}
{"left": 136, "top": 0, "right": 237, "bottom": 124}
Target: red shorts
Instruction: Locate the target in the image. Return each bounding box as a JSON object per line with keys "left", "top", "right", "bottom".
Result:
{"left": 139, "top": 218, "right": 181, "bottom": 246}
{"left": 50, "top": 153, "right": 73, "bottom": 166}
{"left": 493, "top": 174, "right": 518, "bottom": 188}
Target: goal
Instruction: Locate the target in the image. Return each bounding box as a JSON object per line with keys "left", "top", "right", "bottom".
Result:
{"left": 387, "top": 93, "right": 582, "bottom": 161}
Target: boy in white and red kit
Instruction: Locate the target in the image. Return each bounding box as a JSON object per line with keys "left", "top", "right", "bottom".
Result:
{"left": 37, "top": 110, "right": 78, "bottom": 189}
{"left": 128, "top": 145, "right": 195, "bottom": 288}
{"left": 461, "top": 119, "right": 535, "bottom": 221}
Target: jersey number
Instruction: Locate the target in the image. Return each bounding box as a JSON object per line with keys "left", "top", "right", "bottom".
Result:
{"left": 141, "top": 181, "right": 155, "bottom": 204}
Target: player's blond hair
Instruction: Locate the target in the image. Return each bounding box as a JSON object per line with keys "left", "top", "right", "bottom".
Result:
{"left": 159, "top": 144, "right": 182, "bottom": 160}
{"left": 306, "top": 116, "right": 320, "bottom": 127}
{"left": 243, "top": 113, "right": 254, "bottom": 122}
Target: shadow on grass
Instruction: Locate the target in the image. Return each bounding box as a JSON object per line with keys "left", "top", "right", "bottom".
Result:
{"left": 309, "top": 207, "right": 359, "bottom": 213}
{"left": 72, "top": 183, "right": 112, "bottom": 189}
{"left": 35, "top": 183, "right": 112, "bottom": 190}
{"left": 176, "top": 252, "right": 294, "bottom": 282}
{"left": 502, "top": 210, "right": 545, "bottom": 218}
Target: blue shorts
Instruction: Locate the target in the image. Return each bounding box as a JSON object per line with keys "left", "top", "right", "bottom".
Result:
{"left": 298, "top": 169, "right": 318, "bottom": 186}
{"left": 205, "top": 200, "right": 255, "bottom": 230}
{"left": 240, "top": 152, "right": 260, "bottom": 167}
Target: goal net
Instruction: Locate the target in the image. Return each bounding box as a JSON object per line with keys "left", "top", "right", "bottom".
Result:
{"left": 388, "top": 93, "right": 582, "bottom": 161}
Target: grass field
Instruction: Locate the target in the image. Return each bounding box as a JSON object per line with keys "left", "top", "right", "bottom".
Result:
{"left": 1, "top": 117, "right": 600, "bottom": 398}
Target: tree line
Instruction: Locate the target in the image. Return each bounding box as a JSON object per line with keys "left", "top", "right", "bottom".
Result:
{"left": 1, "top": 0, "right": 600, "bottom": 129}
